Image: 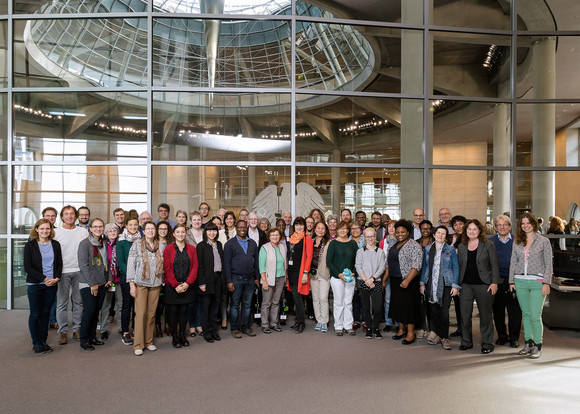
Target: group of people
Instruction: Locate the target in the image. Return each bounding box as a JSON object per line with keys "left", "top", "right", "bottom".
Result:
{"left": 24, "top": 202, "right": 557, "bottom": 360}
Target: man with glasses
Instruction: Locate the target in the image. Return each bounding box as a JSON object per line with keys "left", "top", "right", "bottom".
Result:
{"left": 438, "top": 207, "right": 454, "bottom": 234}
{"left": 199, "top": 202, "right": 211, "bottom": 228}
{"left": 77, "top": 206, "right": 90, "bottom": 230}
{"left": 412, "top": 208, "right": 425, "bottom": 240}
{"left": 155, "top": 203, "right": 176, "bottom": 228}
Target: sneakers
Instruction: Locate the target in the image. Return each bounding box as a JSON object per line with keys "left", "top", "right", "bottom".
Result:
{"left": 335, "top": 329, "right": 344, "bottom": 336}
{"left": 122, "top": 333, "right": 133, "bottom": 345}
{"left": 32, "top": 344, "right": 45, "bottom": 354}
{"left": 58, "top": 332, "right": 68, "bottom": 345}
{"left": 242, "top": 328, "right": 256, "bottom": 337}
{"left": 320, "top": 323, "right": 328, "bottom": 333}
{"left": 427, "top": 335, "right": 441, "bottom": 345}
{"left": 42, "top": 344, "right": 53, "bottom": 353}
{"left": 426, "top": 331, "right": 438, "bottom": 342}
{"left": 314, "top": 322, "right": 322, "bottom": 331}
{"left": 415, "top": 329, "right": 426, "bottom": 338}
{"left": 146, "top": 345, "right": 157, "bottom": 351}
{"left": 365, "top": 330, "right": 373, "bottom": 339}
{"left": 518, "top": 339, "right": 534, "bottom": 355}
{"left": 261, "top": 327, "right": 271, "bottom": 334}
{"left": 374, "top": 330, "right": 383, "bottom": 340}
{"left": 346, "top": 329, "right": 356, "bottom": 336}
{"left": 231, "top": 330, "right": 243, "bottom": 339}
{"left": 134, "top": 349, "right": 143, "bottom": 356}
{"left": 72, "top": 331, "right": 80, "bottom": 341}
{"left": 529, "top": 343, "right": 542, "bottom": 359}
{"left": 441, "top": 338, "right": 452, "bottom": 350}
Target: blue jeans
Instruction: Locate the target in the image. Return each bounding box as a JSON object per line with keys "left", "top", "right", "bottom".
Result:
{"left": 28, "top": 284, "right": 57, "bottom": 346}
{"left": 230, "top": 277, "right": 255, "bottom": 332}
{"left": 188, "top": 298, "right": 202, "bottom": 329}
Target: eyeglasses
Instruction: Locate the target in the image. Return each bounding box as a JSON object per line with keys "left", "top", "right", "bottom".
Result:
{"left": 91, "top": 225, "right": 104, "bottom": 229}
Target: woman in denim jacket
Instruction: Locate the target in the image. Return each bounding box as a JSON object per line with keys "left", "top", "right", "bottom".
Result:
{"left": 420, "top": 226, "right": 460, "bottom": 350}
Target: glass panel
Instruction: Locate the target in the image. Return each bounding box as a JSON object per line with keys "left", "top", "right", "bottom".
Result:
{"left": 432, "top": 31, "right": 511, "bottom": 99}
{"left": 517, "top": 36, "right": 580, "bottom": 100}
{"left": 12, "top": 240, "right": 27, "bottom": 309}
{"left": 297, "top": 0, "right": 404, "bottom": 24}
{"left": 433, "top": 100, "right": 510, "bottom": 167}
{"left": 296, "top": 96, "right": 423, "bottom": 164}
{"left": 13, "top": 165, "right": 148, "bottom": 234}
{"left": 15, "top": 0, "right": 146, "bottom": 14}
{"left": 432, "top": 0, "right": 511, "bottom": 30}
{"left": 0, "top": 166, "right": 6, "bottom": 233}
{"left": 0, "top": 240, "right": 6, "bottom": 309}
{"left": 0, "top": 1, "right": 6, "bottom": 14}
{"left": 515, "top": 103, "right": 578, "bottom": 167}
{"left": 152, "top": 92, "right": 291, "bottom": 162}
{"left": 432, "top": 169, "right": 498, "bottom": 225}
{"left": 516, "top": 1, "right": 558, "bottom": 31}
{"left": 0, "top": 21, "right": 6, "bottom": 87}
{"left": 154, "top": 0, "right": 292, "bottom": 15}
{"left": 152, "top": 165, "right": 292, "bottom": 225}
{"left": 14, "top": 18, "right": 147, "bottom": 87}
{"left": 296, "top": 166, "right": 423, "bottom": 221}
{"left": 0, "top": 93, "right": 6, "bottom": 160}
{"left": 14, "top": 92, "right": 148, "bottom": 162}
{"left": 153, "top": 18, "right": 291, "bottom": 89}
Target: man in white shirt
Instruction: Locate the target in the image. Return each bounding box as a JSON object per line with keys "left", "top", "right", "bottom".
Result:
{"left": 247, "top": 212, "right": 267, "bottom": 248}
{"left": 54, "top": 205, "right": 89, "bottom": 345}
{"left": 412, "top": 208, "right": 425, "bottom": 240}
{"left": 438, "top": 207, "right": 454, "bottom": 234}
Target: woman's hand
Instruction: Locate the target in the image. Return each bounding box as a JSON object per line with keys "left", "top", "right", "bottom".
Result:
{"left": 262, "top": 284, "right": 269, "bottom": 292}
{"left": 509, "top": 284, "right": 516, "bottom": 292}
{"left": 130, "top": 283, "right": 137, "bottom": 298}
{"left": 91, "top": 285, "right": 99, "bottom": 296}
{"left": 365, "top": 278, "right": 375, "bottom": 289}
{"left": 400, "top": 279, "right": 409, "bottom": 289}
{"left": 105, "top": 281, "right": 112, "bottom": 288}
{"left": 301, "top": 273, "right": 308, "bottom": 285}
{"left": 199, "top": 284, "right": 206, "bottom": 292}
{"left": 542, "top": 284, "right": 550, "bottom": 296}
{"left": 451, "top": 287, "right": 460, "bottom": 297}
{"left": 487, "top": 283, "right": 498, "bottom": 295}
{"left": 338, "top": 273, "right": 346, "bottom": 282}
{"left": 419, "top": 285, "right": 425, "bottom": 295}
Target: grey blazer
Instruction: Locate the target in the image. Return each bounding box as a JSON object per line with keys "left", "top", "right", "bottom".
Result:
{"left": 457, "top": 240, "right": 500, "bottom": 285}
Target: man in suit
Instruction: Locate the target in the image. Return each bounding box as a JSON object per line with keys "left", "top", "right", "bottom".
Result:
{"left": 224, "top": 220, "right": 260, "bottom": 338}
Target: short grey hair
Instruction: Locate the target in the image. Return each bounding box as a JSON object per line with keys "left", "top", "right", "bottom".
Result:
{"left": 326, "top": 214, "right": 338, "bottom": 223}
{"left": 493, "top": 214, "right": 512, "bottom": 227}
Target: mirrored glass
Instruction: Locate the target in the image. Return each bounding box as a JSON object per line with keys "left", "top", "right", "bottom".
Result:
{"left": 297, "top": 1, "right": 404, "bottom": 24}
{"left": 12, "top": 240, "right": 27, "bottom": 309}
{"left": 155, "top": 0, "right": 292, "bottom": 15}
{"left": 14, "top": 0, "right": 148, "bottom": 14}
{"left": 0, "top": 240, "right": 5, "bottom": 309}
{"left": 0, "top": 21, "right": 6, "bottom": 87}
{"left": 0, "top": 166, "right": 6, "bottom": 233}
{"left": 0, "top": 1, "right": 6, "bottom": 14}
{"left": 152, "top": 165, "right": 292, "bottom": 224}
{"left": 515, "top": 103, "right": 579, "bottom": 167}
{"left": 432, "top": 31, "right": 511, "bottom": 99}
{"left": 433, "top": 100, "right": 511, "bottom": 167}
{"left": 0, "top": 93, "right": 6, "bottom": 160}
{"left": 152, "top": 92, "right": 291, "bottom": 161}
{"left": 516, "top": 1, "right": 559, "bottom": 31}
{"left": 296, "top": 96, "right": 423, "bottom": 164}
{"left": 432, "top": 0, "right": 511, "bottom": 30}
{"left": 13, "top": 164, "right": 148, "bottom": 234}
{"left": 14, "top": 92, "right": 148, "bottom": 162}
{"left": 14, "top": 18, "right": 147, "bottom": 87}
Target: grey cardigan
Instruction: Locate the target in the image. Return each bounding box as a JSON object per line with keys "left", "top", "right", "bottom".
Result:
{"left": 355, "top": 246, "right": 386, "bottom": 280}
{"left": 508, "top": 234, "right": 553, "bottom": 284}
{"left": 126, "top": 240, "right": 164, "bottom": 288}
{"left": 78, "top": 237, "right": 110, "bottom": 287}
{"left": 457, "top": 240, "right": 500, "bottom": 285}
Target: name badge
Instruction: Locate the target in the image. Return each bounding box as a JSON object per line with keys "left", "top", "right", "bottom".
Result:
{"left": 288, "top": 260, "right": 293, "bottom": 266}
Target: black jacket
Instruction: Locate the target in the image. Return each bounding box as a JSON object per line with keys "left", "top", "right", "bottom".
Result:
{"left": 196, "top": 240, "right": 224, "bottom": 295}
{"left": 23, "top": 240, "right": 63, "bottom": 284}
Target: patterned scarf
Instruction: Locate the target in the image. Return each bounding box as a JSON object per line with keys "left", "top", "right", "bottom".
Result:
{"left": 289, "top": 231, "right": 305, "bottom": 245}
{"left": 140, "top": 238, "right": 163, "bottom": 280}
{"left": 89, "top": 233, "right": 107, "bottom": 270}
{"left": 119, "top": 228, "right": 141, "bottom": 243}
{"left": 106, "top": 238, "right": 119, "bottom": 283}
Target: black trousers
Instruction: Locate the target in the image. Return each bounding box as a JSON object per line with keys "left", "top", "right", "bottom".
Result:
{"left": 360, "top": 288, "right": 382, "bottom": 331}
{"left": 428, "top": 286, "right": 452, "bottom": 339}
{"left": 452, "top": 295, "right": 462, "bottom": 332}
{"left": 79, "top": 285, "right": 107, "bottom": 343}
{"left": 201, "top": 280, "right": 222, "bottom": 338}
{"left": 120, "top": 276, "right": 134, "bottom": 333}
{"left": 290, "top": 284, "right": 305, "bottom": 325}
{"left": 493, "top": 280, "right": 522, "bottom": 342}
{"left": 169, "top": 303, "right": 189, "bottom": 337}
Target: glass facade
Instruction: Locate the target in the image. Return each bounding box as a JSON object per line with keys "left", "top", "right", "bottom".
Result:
{"left": 2, "top": 0, "right": 579, "bottom": 308}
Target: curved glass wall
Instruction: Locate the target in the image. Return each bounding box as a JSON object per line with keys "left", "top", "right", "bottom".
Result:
{"left": 3, "top": 0, "right": 580, "bottom": 308}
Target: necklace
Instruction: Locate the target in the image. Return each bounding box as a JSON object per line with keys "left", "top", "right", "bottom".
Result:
{"left": 38, "top": 242, "right": 52, "bottom": 253}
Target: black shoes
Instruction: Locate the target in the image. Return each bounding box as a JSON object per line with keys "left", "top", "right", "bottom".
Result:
{"left": 374, "top": 330, "right": 383, "bottom": 340}
{"left": 90, "top": 339, "right": 105, "bottom": 346}
{"left": 101, "top": 331, "right": 109, "bottom": 341}
{"left": 172, "top": 337, "right": 182, "bottom": 348}
{"left": 495, "top": 337, "right": 507, "bottom": 346}
{"left": 204, "top": 336, "right": 214, "bottom": 343}
{"left": 365, "top": 330, "right": 373, "bottom": 339}
{"left": 181, "top": 334, "right": 190, "bottom": 347}
{"left": 481, "top": 347, "right": 494, "bottom": 354}
{"left": 212, "top": 333, "right": 221, "bottom": 341}
{"left": 509, "top": 340, "right": 519, "bottom": 348}
{"left": 458, "top": 345, "right": 473, "bottom": 351}
{"left": 80, "top": 342, "right": 95, "bottom": 351}
{"left": 450, "top": 330, "right": 462, "bottom": 337}
{"left": 402, "top": 335, "right": 416, "bottom": 345}
{"left": 294, "top": 324, "right": 305, "bottom": 334}
{"left": 42, "top": 344, "right": 53, "bottom": 353}
{"left": 382, "top": 325, "right": 392, "bottom": 332}
{"left": 392, "top": 331, "right": 406, "bottom": 340}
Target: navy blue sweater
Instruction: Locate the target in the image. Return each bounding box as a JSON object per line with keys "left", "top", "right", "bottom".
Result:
{"left": 490, "top": 234, "right": 513, "bottom": 280}
{"left": 223, "top": 237, "right": 260, "bottom": 283}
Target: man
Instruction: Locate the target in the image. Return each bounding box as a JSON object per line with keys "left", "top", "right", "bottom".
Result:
{"left": 224, "top": 220, "right": 260, "bottom": 338}
{"left": 438, "top": 207, "right": 454, "bottom": 234}
{"left": 412, "top": 208, "right": 425, "bottom": 240}
{"left": 355, "top": 211, "right": 367, "bottom": 228}
{"left": 77, "top": 206, "right": 90, "bottom": 230}
{"left": 490, "top": 214, "right": 521, "bottom": 348}
{"left": 341, "top": 208, "right": 352, "bottom": 224}
{"left": 154, "top": 203, "right": 177, "bottom": 227}
{"left": 282, "top": 211, "right": 292, "bottom": 238}
{"left": 42, "top": 207, "right": 59, "bottom": 329}
{"left": 370, "top": 211, "right": 384, "bottom": 241}
{"left": 113, "top": 207, "right": 125, "bottom": 232}
{"left": 247, "top": 212, "right": 268, "bottom": 248}
{"left": 54, "top": 206, "right": 88, "bottom": 345}
{"left": 199, "top": 202, "right": 211, "bottom": 227}
{"left": 239, "top": 208, "right": 249, "bottom": 222}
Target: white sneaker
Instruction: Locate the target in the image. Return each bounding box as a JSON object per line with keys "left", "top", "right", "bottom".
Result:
{"left": 321, "top": 323, "right": 328, "bottom": 333}
{"left": 426, "top": 331, "right": 437, "bottom": 341}
{"left": 134, "top": 349, "right": 143, "bottom": 356}
{"left": 416, "top": 329, "right": 426, "bottom": 338}
{"left": 146, "top": 345, "right": 157, "bottom": 351}
{"left": 428, "top": 334, "right": 441, "bottom": 345}
{"left": 314, "top": 322, "right": 322, "bottom": 331}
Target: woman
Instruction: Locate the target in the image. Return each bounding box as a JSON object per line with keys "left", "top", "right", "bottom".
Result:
{"left": 126, "top": 222, "right": 164, "bottom": 356}
{"left": 383, "top": 220, "right": 423, "bottom": 345}
{"left": 327, "top": 214, "right": 338, "bottom": 239}
{"left": 210, "top": 216, "right": 223, "bottom": 229}
{"left": 509, "top": 213, "right": 553, "bottom": 359}
{"left": 175, "top": 210, "right": 188, "bottom": 228}
{"left": 355, "top": 228, "right": 386, "bottom": 339}
{"left": 457, "top": 219, "right": 499, "bottom": 354}
{"left": 78, "top": 218, "right": 111, "bottom": 351}
{"left": 419, "top": 226, "right": 460, "bottom": 350}
{"left": 196, "top": 223, "right": 224, "bottom": 343}
{"left": 185, "top": 211, "right": 203, "bottom": 336}
{"left": 98, "top": 223, "right": 120, "bottom": 341}
{"left": 218, "top": 211, "right": 236, "bottom": 246}
{"left": 309, "top": 208, "right": 325, "bottom": 224}
{"left": 155, "top": 221, "right": 173, "bottom": 337}
{"left": 163, "top": 224, "right": 198, "bottom": 348}
{"left": 186, "top": 211, "right": 204, "bottom": 246}
{"left": 24, "top": 219, "right": 62, "bottom": 353}
{"left": 310, "top": 222, "right": 331, "bottom": 333}
{"left": 327, "top": 221, "right": 359, "bottom": 336}
{"left": 350, "top": 222, "right": 364, "bottom": 248}
{"left": 276, "top": 218, "right": 287, "bottom": 241}
{"left": 259, "top": 217, "right": 271, "bottom": 233}
{"left": 547, "top": 216, "right": 566, "bottom": 251}
{"left": 564, "top": 217, "right": 579, "bottom": 250}
{"left": 116, "top": 216, "right": 141, "bottom": 345}
{"left": 450, "top": 216, "right": 467, "bottom": 248}
{"left": 416, "top": 220, "right": 434, "bottom": 248}
{"left": 258, "top": 228, "right": 287, "bottom": 333}
{"left": 379, "top": 219, "right": 397, "bottom": 332}
{"left": 285, "top": 217, "right": 313, "bottom": 334}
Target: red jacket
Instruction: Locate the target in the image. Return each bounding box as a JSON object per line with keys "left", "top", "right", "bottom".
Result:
{"left": 286, "top": 235, "right": 313, "bottom": 295}
{"left": 163, "top": 243, "right": 198, "bottom": 287}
